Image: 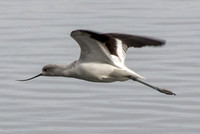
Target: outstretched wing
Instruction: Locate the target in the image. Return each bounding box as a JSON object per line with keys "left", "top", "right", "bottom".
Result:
{"left": 103, "top": 33, "right": 166, "bottom": 64}
{"left": 70, "top": 30, "right": 116, "bottom": 66}
{"left": 71, "top": 29, "right": 166, "bottom": 66}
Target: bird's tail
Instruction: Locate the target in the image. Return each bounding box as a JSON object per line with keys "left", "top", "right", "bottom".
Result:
{"left": 125, "top": 68, "right": 146, "bottom": 80}
{"left": 131, "top": 71, "right": 146, "bottom": 80}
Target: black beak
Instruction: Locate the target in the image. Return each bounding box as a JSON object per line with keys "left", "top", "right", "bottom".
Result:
{"left": 17, "top": 73, "right": 42, "bottom": 81}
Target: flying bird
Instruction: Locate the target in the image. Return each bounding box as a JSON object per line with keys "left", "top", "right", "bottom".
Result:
{"left": 18, "top": 30, "right": 176, "bottom": 95}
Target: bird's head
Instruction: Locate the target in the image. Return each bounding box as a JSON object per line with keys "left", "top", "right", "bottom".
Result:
{"left": 17, "top": 64, "right": 65, "bottom": 81}
{"left": 42, "top": 64, "right": 61, "bottom": 76}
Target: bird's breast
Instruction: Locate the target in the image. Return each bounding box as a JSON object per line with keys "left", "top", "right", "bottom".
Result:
{"left": 72, "top": 62, "right": 126, "bottom": 82}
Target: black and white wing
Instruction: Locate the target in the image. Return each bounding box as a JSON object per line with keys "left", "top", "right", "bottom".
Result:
{"left": 71, "top": 30, "right": 166, "bottom": 67}
{"left": 104, "top": 33, "right": 166, "bottom": 64}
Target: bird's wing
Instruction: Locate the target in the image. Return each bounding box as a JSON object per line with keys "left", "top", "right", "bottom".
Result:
{"left": 70, "top": 30, "right": 116, "bottom": 66}
{"left": 104, "top": 33, "right": 166, "bottom": 64}
{"left": 71, "top": 30, "right": 166, "bottom": 67}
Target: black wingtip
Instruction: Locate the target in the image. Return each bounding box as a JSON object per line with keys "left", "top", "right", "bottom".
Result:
{"left": 139, "top": 36, "right": 166, "bottom": 47}
{"left": 158, "top": 39, "right": 166, "bottom": 46}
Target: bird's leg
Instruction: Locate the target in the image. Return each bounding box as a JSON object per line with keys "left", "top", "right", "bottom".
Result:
{"left": 127, "top": 76, "right": 176, "bottom": 96}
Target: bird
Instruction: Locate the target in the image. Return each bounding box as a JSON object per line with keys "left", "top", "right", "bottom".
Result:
{"left": 18, "top": 29, "right": 176, "bottom": 95}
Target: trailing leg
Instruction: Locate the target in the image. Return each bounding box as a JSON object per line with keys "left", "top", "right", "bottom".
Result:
{"left": 127, "top": 76, "right": 176, "bottom": 96}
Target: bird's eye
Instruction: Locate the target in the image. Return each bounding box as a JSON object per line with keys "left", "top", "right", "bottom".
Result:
{"left": 43, "top": 68, "right": 48, "bottom": 72}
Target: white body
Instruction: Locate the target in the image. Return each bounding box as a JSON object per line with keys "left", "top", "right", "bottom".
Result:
{"left": 63, "top": 60, "right": 142, "bottom": 82}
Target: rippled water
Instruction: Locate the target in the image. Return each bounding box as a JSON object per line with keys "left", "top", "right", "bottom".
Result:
{"left": 1, "top": 0, "right": 200, "bottom": 134}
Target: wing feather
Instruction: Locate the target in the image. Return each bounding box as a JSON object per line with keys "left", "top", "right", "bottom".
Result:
{"left": 105, "top": 33, "right": 166, "bottom": 53}
{"left": 71, "top": 30, "right": 166, "bottom": 66}
{"left": 70, "top": 30, "right": 115, "bottom": 66}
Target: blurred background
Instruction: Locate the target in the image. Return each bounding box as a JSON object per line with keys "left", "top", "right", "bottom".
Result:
{"left": 0, "top": 0, "right": 200, "bottom": 134}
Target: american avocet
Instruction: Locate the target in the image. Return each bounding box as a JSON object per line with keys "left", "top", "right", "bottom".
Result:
{"left": 18, "top": 30, "right": 175, "bottom": 95}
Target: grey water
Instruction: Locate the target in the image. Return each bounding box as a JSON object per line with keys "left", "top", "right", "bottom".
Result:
{"left": 1, "top": 0, "right": 200, "bottom": 134}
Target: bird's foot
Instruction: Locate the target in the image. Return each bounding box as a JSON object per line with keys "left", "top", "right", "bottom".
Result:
{"left": 158, "top": 88, "right": 176, "bottom": 96}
